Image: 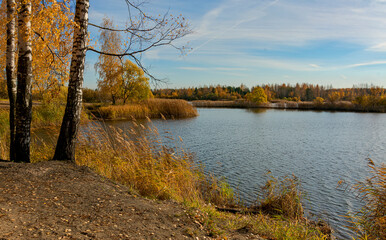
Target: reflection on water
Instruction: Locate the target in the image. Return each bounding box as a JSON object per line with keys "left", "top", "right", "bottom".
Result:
{"left": 104, "top": 108, "right": 386, "bottom": 239}
{"left": 246, "top": 108, "right": 268, "bottom": 114}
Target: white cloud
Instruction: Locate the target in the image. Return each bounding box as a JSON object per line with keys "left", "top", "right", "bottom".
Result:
{"left": 309, "top": 64, "right": 321, "bottom": 68}
{"left": 344, "top": 60, "right": 386, "bottom": 68}
{"left": 367, "top": 42, "right": 386, "bottom": 52}
{"left": 178, "top": 67, "right": 208, "bottom": 71}
{"left": 178, "top": 66, "right": 247, "bottom": 71}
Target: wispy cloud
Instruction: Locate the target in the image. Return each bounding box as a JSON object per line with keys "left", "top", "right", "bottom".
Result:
{"left": 178, "top": 66, "right": 247, "bottom": 71}
{"left": 344, "top": 60, "right": 386, "bottom": 68}
{"left": 309, "top": 64, "right": 321, "bottom": 68}
{"left": 186, "top": 0, "right": 386, "bottom": 51}
{"left": 367, "top": 42, "right": 386, "bottom": 52}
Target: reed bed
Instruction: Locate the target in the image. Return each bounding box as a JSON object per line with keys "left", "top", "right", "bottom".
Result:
{"left": 192, "top": 100, "right": 264, "bottom": 108}
{"left": 348, "top": 159, "right": 385, "bottom": 239}
{"left": 192, "top": 100, "right": 386, "bottom": 112}
{"left": 96, "top": 98, "right": 198, "bottom": 120}
{"left": 75, "top": 120, "right": 204, "bottom": 202}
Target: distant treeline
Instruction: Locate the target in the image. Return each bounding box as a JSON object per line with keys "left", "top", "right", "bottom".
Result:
{"left": 152, "top": 83, "right": 384, "bottom": 101}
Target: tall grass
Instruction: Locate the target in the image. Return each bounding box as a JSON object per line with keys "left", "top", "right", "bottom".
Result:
{"left": 348, "top": 159, "right": 385, "bottom": 239}
{"left": 253, "top": 173, "right": 304, "bottom": 220}
{"left": 0, "top": 103, "right": 89, "bottom": 161}
{"left": 75, "top": 120, "right": 204, "bottom": 202}
{"left": 96, "top": 99, "right": 198, "bottom": 120}
{"left": 32, "top": 102, "right": 89, "bottom": 128}
{"left": 0, "top": 110, "right": 9, "bottom": 160}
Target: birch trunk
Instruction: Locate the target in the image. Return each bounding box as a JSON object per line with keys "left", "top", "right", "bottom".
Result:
{"left": 6, "top": 0, "right": 17, "bottom": 161}
{"left": 53, "top": 0, "right": 89, "bottom": 161}
{"left": 15, "top": 0, "right": 33, "bottom": 163}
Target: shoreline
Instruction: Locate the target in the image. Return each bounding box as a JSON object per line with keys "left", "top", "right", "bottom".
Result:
{"left": 191, "top": 100, "right": 386, "bottom": 113}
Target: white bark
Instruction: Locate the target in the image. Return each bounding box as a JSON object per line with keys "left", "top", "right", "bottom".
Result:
{"left": 15, "top": 0, "right": 33, "bottom": 162}
{"left": 54, "top": 0, "right": 89, "bottom": 161}
{"left": 6, "top": 0, "right": 17, "bottom": 161}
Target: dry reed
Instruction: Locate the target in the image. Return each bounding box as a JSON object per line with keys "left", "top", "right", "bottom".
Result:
{"left": 253, "top": 173, "right": 304, "bottom": 220}
{"left": 75, "top": 120, "right": 204, "bottom": 202}
{"left": 96, "top": 98, "right": 198, "bottom": 120}
{"left": 348, "top": 159, "right": 385, "bottom": 239}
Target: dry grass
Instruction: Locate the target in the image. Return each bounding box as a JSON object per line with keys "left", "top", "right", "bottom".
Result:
{"left": 74, "top": 120, "right": 203, "bottom": 202}
{"left": 347, "top": 159, "right": 385, "bottom": 239}
{"left": 0, "top": 110, "right": 9, "bottom": 160}
{"left": 0, "top": 103, "right": 88, "bottom": 161}
{"left": 32, "top": 103, "right": 89, "bottom": 128}
{"left": 96, "top": 98, "right": 198, "bottom": 120}
{"left": 253, "top": 173, "right": 304, "bottom": 220}
{"left": 192, "top": 100, "right": 265, "bottom": 108}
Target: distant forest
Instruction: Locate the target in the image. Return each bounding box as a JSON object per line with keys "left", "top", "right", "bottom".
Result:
{"left": 152, "top": 83, "right": 385, "bottom": 103}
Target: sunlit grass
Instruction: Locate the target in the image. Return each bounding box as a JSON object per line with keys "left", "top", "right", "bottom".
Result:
{"left": 75, "top": 120, "right": 203, "bottom": 202}
{"left": 0, "top": 103, "right": 88, "bottom": 161}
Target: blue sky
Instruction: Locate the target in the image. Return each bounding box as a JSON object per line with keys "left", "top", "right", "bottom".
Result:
{"left": 85, "top": 0, "right": 386, "bottom": 89}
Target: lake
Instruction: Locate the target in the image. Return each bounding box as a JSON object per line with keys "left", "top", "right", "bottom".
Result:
{"left": 105, "top": 108, "right": 386, "bottom": 239}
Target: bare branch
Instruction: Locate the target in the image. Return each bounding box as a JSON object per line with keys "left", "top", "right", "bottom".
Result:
{"left": 91, "top": 1, "right": 192, "bottom": 83}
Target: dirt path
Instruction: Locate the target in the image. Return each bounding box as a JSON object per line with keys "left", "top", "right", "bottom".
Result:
{"left": 0, "top": 161, "right": 212, "bottom": 240}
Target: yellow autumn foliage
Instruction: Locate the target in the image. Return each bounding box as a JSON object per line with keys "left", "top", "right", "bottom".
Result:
{"left": 0, "top": 0, "right": 74, "bottom": 97}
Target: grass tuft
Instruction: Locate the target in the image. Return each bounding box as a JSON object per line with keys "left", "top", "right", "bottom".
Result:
{"left": 253, "top": 173, "right": 304, "bottom": 220}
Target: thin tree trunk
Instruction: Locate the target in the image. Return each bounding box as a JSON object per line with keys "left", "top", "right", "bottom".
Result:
{"left": 112, "top": 94, "right": 116, "bottom": 105}
{"left": 15, "top": 0, "right": 33, "bottom": 163}
{"left": 53, "top": 0, "right": 89, "bottom": 161}
{"left": 6, "top": 0, "right": 17, "bottom": 161}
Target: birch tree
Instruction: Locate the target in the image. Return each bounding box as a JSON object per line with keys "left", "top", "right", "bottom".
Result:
{"left": 53, "top": 0, "right": 89, "bottom": 161}
{"left": 54, "top": 0, "right": 191, "bottom": 161}
{"left": 6, "top": 0, "right": 17, "bottom": 161}
{"left": 15, "top": 0, "right": 33, "bottom": 162}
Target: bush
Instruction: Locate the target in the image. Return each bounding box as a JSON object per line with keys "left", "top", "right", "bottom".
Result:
{"left": 245, "top": 87, "right": 267, "bottom": 104}
{"left": 313, "top": 97, "right": 324, "bottom": 106}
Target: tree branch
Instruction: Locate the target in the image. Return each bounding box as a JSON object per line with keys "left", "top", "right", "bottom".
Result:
{"left": 33, "top": 30, "right": 65, "bottom": 65}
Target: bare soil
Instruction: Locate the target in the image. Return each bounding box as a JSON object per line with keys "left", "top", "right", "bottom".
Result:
{"left": 0, "top": 161, "right": 208, "bottom": 239}
{"left": 0, "top": 161, "right": 261, "bottom": 240}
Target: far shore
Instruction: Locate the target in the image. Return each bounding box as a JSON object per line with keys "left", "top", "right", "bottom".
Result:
{"left": 191, "top": 100, "right": 386, "bottom": 113}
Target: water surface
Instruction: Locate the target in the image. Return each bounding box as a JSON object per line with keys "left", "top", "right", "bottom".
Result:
{"left": 105, "top": 108, "right": 386, "bottom": 239}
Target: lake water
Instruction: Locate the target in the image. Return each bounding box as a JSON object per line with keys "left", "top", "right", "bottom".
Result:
{"left": 104, "top": 108, "right": 385, "bottom": 239}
